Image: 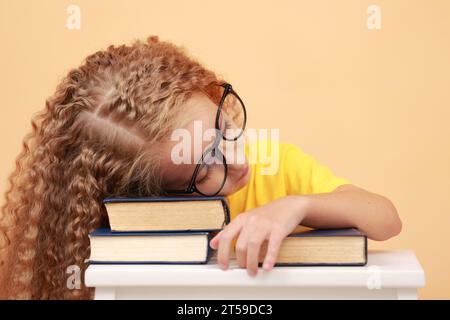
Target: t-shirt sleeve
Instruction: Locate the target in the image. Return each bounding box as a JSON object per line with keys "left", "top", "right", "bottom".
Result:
{"left": 282, "top": 143, "right": 351, "bottom": 195}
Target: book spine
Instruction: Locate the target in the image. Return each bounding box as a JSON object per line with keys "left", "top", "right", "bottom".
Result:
{"left": 364, "top": 235, "right": 368, "bottom": 265}
{"left": 205, "top": 232, "right": 214, "bottom": 263}
{"left": 221, "top": 198, "right": 231, "bottom": 226}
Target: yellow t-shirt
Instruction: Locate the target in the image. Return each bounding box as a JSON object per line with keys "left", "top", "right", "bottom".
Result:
{"left": 226, "top": 140, "right": 350, "bottom": 220}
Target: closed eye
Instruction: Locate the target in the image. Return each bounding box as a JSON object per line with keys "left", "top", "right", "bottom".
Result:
{"left": 195, "top": 164, "right": 209, "bottom": 184}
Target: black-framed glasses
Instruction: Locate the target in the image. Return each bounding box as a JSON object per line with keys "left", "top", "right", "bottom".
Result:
{"left": 165, "top": 83, "right": 247, "bottom": 196}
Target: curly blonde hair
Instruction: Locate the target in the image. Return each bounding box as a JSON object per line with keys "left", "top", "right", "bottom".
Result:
{"left": 0, "top": 36, "right": 224, "bottom": 299}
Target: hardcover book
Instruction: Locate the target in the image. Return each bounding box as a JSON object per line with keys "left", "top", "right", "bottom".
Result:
{"left": 256, "top": 228, "right": 368, "bottom": 266}
{"left": 88, "top": 228, "right": 212, "bottom": 264}
{"left": 103, "top": 196, "right": 230, "bottom": 232}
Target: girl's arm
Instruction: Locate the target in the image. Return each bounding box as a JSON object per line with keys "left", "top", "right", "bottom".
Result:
{"left": 210, "top": 184, "right": 402, "bottom": 276}
{"left": 301, "top": 184, "right": 402, "bottom": 241}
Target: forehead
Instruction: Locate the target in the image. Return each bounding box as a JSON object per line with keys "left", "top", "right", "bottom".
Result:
{"left": 159, "top": 92, "right": 219, "bottom": 186}
{"left": 177, "top": 92, "right": 219, "bottom": 145}
{"left": 181, "top": 92, "right": 218, "bottom": 123}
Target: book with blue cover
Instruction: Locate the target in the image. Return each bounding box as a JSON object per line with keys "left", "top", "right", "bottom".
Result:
{"left": 88, "top": 226, "right": 367, "bottom": 266}
{"left": 257, "top": 228, "right": 367, "bottom": 266}
{"left": 103, "top": 196, "right": 230, "bottom": 232}
{"left": 88, "top": 228, "right": 213, "bottom": 264}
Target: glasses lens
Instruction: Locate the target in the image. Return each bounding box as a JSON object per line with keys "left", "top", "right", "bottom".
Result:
{"left": 219, "top": 91, "right": 245, "bottom": 140}
{"left": 194, "top": 147, "right": 226, "bottom": 196}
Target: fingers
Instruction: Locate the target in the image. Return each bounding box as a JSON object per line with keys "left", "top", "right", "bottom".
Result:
{"left": 209, "top": 231, "right": 221, "bottom": 250}
{"left": 262, "top": 232, "right": 283, "bottom": 271}
{"left": 217, "top": 219, "right": 244, "bottom": 270}
{"left": 210, "top": 214, "right": 285, "bottom": 275}
{"left": 246, "top": 233, "right": 266, "bottom": 276}
{"left": 235, "top": 227, "right": 250, "bottom": 269}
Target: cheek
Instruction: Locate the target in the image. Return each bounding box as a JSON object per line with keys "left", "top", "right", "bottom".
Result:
{"left": 222, "top": 141, "right": 246, "bottom": 165}
{"left": 224, "top": 168, "right": 249, "bottom": 192}
{"left": 161, "top": 162, "right": 197, "bottom": 190}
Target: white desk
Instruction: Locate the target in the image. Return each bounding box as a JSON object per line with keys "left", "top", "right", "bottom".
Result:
{"left": 85, "top": 250, "right": 425, "bottom": 300}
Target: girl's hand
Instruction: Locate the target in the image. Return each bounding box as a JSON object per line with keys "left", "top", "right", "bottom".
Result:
{"left": 209, "top": 195, "right": 308, "bottom": 277}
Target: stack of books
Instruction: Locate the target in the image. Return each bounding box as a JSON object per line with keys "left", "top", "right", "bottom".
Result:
{"left": 88, "top": 196, "right": 227, "bottom": 264}
{"left": 88, "top": 196, "right": 367, "bottom": 266}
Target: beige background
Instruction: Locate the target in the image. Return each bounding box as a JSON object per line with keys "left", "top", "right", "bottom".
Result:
{"left": 1, "top": 0, "right": 449, "bottom": 299}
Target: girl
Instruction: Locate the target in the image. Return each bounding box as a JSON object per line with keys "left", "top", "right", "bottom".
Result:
{"left": 0, "top": 36, "right": 401, "bottom": 299}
